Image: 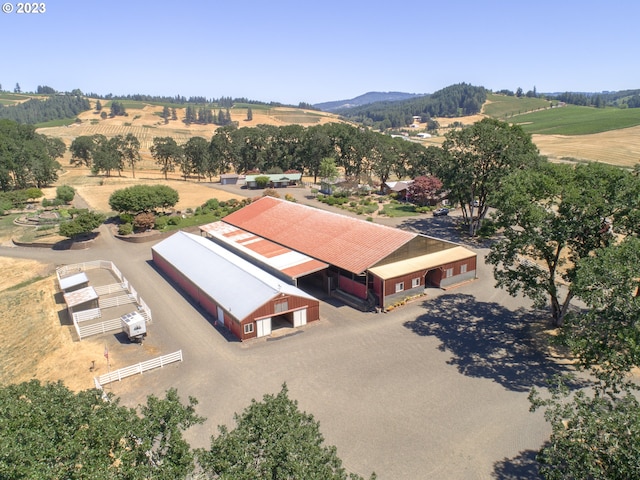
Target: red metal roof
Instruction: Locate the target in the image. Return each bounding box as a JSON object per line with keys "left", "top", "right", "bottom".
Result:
{"left": 222, "top": 197, "right": 416, "bottom": 274}
{"left": 199, "top": 221, "right": 328, "bottom": 279}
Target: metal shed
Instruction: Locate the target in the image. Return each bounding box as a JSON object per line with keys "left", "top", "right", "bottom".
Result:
{"left": 58, "top": 272, "right": 89, "bottom": 292}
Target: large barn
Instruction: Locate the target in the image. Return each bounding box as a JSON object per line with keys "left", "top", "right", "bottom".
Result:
{"left": 201, "top": 196, "right": 477, "bottom": 310}
{"left": 152, "top": 231, "right": 320, "bottom": 341}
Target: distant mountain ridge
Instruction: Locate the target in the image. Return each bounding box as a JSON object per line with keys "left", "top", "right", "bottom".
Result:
{"left": 314, "top": 91, "right": 425, "bottom": 112}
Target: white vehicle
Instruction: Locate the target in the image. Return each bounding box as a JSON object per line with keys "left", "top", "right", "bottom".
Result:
{"left": 121, "top": 311, "right": 147, "bottom": 342}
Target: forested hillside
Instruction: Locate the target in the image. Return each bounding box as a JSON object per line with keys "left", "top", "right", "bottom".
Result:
{"left": 314, "top": 91, "right": 424, "bottom": 112}
{"left": 0, "top": 95, "right": 90, "bottom": 124}
{"left": 336, "top": 83, "right": 487, "bottom": 129}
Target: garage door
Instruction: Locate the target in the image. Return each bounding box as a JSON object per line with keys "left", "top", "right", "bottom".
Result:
{"left": 293, "top": 309, "right": 307, "bottom": 327}
{"left": 256, "top": 317, "right": 272, "bottom": 337}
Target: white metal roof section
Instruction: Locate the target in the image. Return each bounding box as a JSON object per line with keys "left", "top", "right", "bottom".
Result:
{"left": 58, "top": 272, "right": 88, "bottom": 291}
{"left": 63, "top": 286, "right": 98, "bottom": 308}
{"left": 200, "top": 221, "right": 328, "bottom": 279}
{"left": 368, "top": 246, "right": 477, "bottom": 280}
{"left": 152, "top": 231, "right": 317, "bottom": 321}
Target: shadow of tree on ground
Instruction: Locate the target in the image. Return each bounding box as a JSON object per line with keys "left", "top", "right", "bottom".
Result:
{"left": 404, "top": 293, "right": 578, "bottom": 392}
{"left": 493, "top": 449, "right": 542, "bottom": 479}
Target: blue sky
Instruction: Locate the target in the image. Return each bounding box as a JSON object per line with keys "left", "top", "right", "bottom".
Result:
{"left": 1, "top": 0, "right": 638, "bottom": 104}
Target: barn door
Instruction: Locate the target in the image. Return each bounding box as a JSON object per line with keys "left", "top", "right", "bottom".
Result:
{"left": 293, "top": 309, "right": 307, "bottom": 327}
{"left": 256, "top": 318, "right": 272, "bottom": 337}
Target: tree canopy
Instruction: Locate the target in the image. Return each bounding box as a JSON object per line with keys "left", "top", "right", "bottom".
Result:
{"left": 108, "top": 184, "right": 179, "bottom": 213}
{"left": 434, "top": 118, "right": 541, "bottom": 236}
{"left": 0, "top": 94, "right": 90, "bottom": 124}
{"left": 198, "top": 384, "right": 374, "bottom": 480}
{"left": 0, "top": 119, "right": 63, "bottom": 191}
{"left": 0, "top": 381, "right": 203, "bottom": 479}
{"left": 487, "top": 161, "right": 640, "bottom": 326}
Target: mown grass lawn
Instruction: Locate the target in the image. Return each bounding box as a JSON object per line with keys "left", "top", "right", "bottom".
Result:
{"left": 381, "top": 203, "right": 419, "bottom": 217}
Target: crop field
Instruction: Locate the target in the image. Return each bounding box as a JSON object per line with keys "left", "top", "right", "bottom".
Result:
{"left": 533, "top": 125, "right": 640, "bottom": 168}
{"left": 513, "top": 105, "right": 640, "bottom": 135}
{"left": 483, "top": 94, "right": 551, "bottom": 118}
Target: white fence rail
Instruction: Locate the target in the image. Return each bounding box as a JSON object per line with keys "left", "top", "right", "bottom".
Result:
{"left": 73, "top": 308, "right": 102, "bottom": 323}
{"left": 94, "top": 350, "right": 183, "bottom": 388}
{"left": 58, "top": 261, "right": 152, "bottom": 340}
{"left": 75, "top": 317, "right": 122, "bottom": 340}
{"left": 94, "top": 283, "right": 126, "bottom": 296}
{"left": 99, "top": 294, "right": 136, "bottom": 309}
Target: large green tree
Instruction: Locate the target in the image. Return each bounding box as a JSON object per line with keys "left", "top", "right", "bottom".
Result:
{"left": 91, "top": 135, "right": 123, "bottom": 177}
{"left": 435, "top": 118, "right": 541, "bottom": 236}
{"left": 562, "top": 237, "right": 640, "bottom": 386}
{"left": 0, "top": 120, "right": 62, "bottom": 190}
{"left": 117, "top": 133, "right": 141, "bottom": 178}
{"left": 58, "top": 210, "right": 106, "bottom": 238}
{"left": 151, "top": 137, "right": 182, "bottom": 180}
{"left": 487, "top": 161, "right": 640, "bottom": 326}
{"left": 69, "top": 135, "right": 97, "bottom": 168}
{"left": 198, "top": 384, "right": 374, "bottom": 480}
{"left": 0, "top": 380, "right": 203, "bottom": 479}
{"left": 108, "top": 184, "right": 179, "bottom": 213}
{"left": 530, "top": 377, "right": 640, "bottom": 480}
{"left": 183, "top": 136, "right": 210, "bottom": 181}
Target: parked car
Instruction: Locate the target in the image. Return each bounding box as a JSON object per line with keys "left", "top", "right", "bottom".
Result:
{"left": 432, "top": 208, "right": 449, "bottom": 216}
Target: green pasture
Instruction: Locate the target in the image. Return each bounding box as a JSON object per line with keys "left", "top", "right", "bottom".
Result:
{"left": 269, "top": 110, "right": 323, "bottom": 123}
{"left": 513, "top": 105, "right": 640, "bottom": 135}
{"left": 484, "top": 94, "right": 551, "bottom": 118}
{"left": 34, "top": 118, "right": 77, "bottom": 128}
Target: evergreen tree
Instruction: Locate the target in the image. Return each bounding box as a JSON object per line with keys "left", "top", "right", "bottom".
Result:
{"left": 14, "top": 83, "right": 21, "bottom": 94}
{"left": 247, "top": 107, "right": 253, "bottom": 121}
{"left": 95, "top": 100, "right": 102, "bottom": 112}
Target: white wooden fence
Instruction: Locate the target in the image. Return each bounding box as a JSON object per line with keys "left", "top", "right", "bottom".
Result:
{"left": 75, "top": 317, "right": 122, "bottom": 340}
{"left": 72, "top": 308, "right": 102, "bottom": 323}
{"left": 94, "top": 350, "right": 183, "bottom": 389}
{"left": 57, "top": 261, "right": 153, "bottom": 340}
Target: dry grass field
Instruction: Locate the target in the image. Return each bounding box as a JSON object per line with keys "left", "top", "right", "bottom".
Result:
{"left": 533, "top": 125, "right": 640, "bottom": 167}
{"left": 39, "top": 102, "right": 339, "bottom": 153}
{"left": 37, "top": 101, "right": 640, "bottom": 168}
{"left": 58, "top": 166, "right": 245, "bottom": 213}
{"left": 0, "top": 258, "right": 108, "bottom": 391}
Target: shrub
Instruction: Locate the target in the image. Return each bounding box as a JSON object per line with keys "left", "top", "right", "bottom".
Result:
{"left": 41, "top": 198, "right": 51, "bottom": 208}
{"left": 118, "top": 223, "right": 133, "bottom": 235}
{"left": 133, "top": 212, "right": 155, "bottom": 231}
{"left": 167, "top": 216, "right": 181, "bottom": 226}
{"left": 263, "top": 188, "right": 280, "bottom": 198}
{"left": 284, "top": 194, "right": 296, "bottom": 202}
{"left": 255, "top": 176, "right": 270, "bottom": 188}
{"left": 202, "top": 199, "right": 219, "bottom": 210}
{"left": 154, "top": 216, "right": 169, "bottom": 230}
{"left": 56, "top": 185, "right": 75, "bottom": 203}
{"left": 119, "top": 213, "right": 134, "bottom": 224}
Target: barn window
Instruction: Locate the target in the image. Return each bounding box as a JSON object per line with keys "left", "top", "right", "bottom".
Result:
{"left": 461, "top": 264, "right": 467, "bottom": 274}
{"left": 412, "top": 278, "right": 420, "bottom": 288}
{"left": 395, "top": 282, "right": 404, "bottom": 293}
{"left": 274, "top": 300, "right": 289, "bottom": 314}
{"left": 244, "top": 323, "right": 254, "bottom": 334}
{"left": 445, "top": 268, "right": 453, "bottom": 278}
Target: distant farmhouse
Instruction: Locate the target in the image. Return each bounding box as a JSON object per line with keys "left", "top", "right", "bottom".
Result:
{"left": 153, "top": 197, "right": 477, "bottom": 341}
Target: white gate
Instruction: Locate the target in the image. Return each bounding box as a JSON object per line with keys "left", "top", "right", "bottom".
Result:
{"left": 256, "top": 318, "right": 272, "bottom": 337}
{"left": 293, "top": 309, "right": 307, "bottom": 327}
